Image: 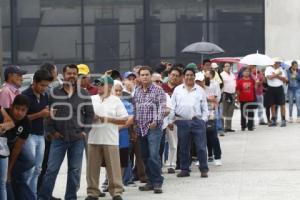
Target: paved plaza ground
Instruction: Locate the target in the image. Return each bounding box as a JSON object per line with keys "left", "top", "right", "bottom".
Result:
{"left": 53, "top": 110, "right": 300, "bottom": 200}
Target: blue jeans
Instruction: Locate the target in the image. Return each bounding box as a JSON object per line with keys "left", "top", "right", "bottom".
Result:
{"left": 288, "top": 89, "right": 300, "bottom": 117}
{"left": 39, "top": 139, "right": 84, "bottom": 200}
{"left": 23, "top": 134, "right": 45, "bottom": 199}
{"left": 0, "top": 157, "right": 8, "bottom": 200}
{"left": 216, "top": 107, "right": 224, "bottom": 132}
{"left": 176, "top": 118, "right": 209, "bottom": 172}
{"left": 7, "top": 144, "right": 35, "bottom": 200}
{"left": 139, "top": 128, "right": 164, "bottom": 187}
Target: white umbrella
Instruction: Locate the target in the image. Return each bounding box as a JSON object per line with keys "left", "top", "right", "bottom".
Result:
{"left": 240, "top": 52, "right": 274, "bottom": 66}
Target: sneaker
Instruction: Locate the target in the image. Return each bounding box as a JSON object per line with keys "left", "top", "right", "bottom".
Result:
{"left": 214, "top": 159, "right": 222, "bottom": 166}
{"left": 269, "top": 120, "right": 277, "bottom": 127}
{"left": 288, "top": 118, "right": 293, "bottom": 123}
{"left": 219, "top": 132, "right": 225, "bottom": 136}
{"left": 153, "top": 186, "right": 163, "bottom": 194}
{"left": 208, "top": 157, "right": 214, "bottom": 162}
{"left": 51, "top": 197, "right": 62, "bottom": 200}
{"left": 99, "top": 192, "right": 106, "bottom": 197}
{"left": 195, "top": 161, "right": 199, "bottom": 166}
{"left": 200, "top": 171, "right": 208, "bottom": 178}
{"left": 280, "top": 120, "right": 287, "bottom": 127}
{"left": 167, "top": 168, "right": 176, "bottom": 174}
{"left": 224, "top": 129, "right": 235, "bottom": 132}
{"left": 259, "top": 121, "right": 268, "bottom": 125}
{"left": 85, "top": 196, "right": 98, "bottom": 200}
{"left": 138, "top": 183, "right": 154, "bottom": 191}
{"left": 177, "top": 171, "right": 190, "bottom": 177}
{"left": 112, "top": 195, "right": 123, "bottom": 200}
{"left": 241, "top": 128, "right": 246, "bottom": 131}
{"left": 296, "top": 118, "right": 300, "bottom": 123}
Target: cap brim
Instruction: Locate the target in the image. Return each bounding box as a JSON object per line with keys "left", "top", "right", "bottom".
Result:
{"left": 17, "top": 70, "right": 27, "bottom": 75}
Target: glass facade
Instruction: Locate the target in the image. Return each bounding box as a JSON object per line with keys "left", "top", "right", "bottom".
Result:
{"left": 0, "top": 0, "right": 264, "bottom": 72}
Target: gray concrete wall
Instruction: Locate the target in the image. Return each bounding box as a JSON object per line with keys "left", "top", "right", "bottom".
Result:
{"left": 265, "top": 0, "right": 300, "bottom": 60}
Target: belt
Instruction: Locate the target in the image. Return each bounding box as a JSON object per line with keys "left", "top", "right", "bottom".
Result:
{"left": 175, "top": 114, "right": 202, "bottom": 121}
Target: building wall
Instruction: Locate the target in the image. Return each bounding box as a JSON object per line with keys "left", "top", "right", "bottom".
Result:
{"left": 265, "top": 0, "right": 300, "bottom": 60}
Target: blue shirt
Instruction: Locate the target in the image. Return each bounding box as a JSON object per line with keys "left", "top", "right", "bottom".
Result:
{"left": 22, "top": 87, "right": 49, "bottom": 135}
{"left": 119, "top": 99, "right": 133, "bottom": 148}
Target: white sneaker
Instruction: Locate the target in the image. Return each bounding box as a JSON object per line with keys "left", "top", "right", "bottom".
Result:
{"left": 195, "top": 161, "right": 200, "bottom": 166}
{"left": 214, "top": 159, "right": 222, "bottom": 166}
{"left": 288, "top": 118, "right": 294, "bottom": 123}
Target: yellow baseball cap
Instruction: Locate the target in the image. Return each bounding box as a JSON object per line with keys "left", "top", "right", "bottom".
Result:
{"left": 77, "top": 64, "right": 90, "bottom": 75}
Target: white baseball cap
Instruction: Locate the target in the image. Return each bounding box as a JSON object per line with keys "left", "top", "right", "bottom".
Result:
{"left": 272, "top": 57, "right": 283, "bottom": 63}
{"left": 211, "top": 62, "right": 219, "bottom": 69}
{"left": 195, "top": 72, "right": 205, "bottom": 81}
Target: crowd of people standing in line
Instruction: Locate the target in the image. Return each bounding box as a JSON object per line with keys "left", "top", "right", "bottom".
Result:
{"left": 0, "top": 57, "right": 299, "bottom": 200}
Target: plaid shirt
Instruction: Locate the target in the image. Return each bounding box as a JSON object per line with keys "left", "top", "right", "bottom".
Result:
{"left": 133, "top": 84, "right": 166, "bottom": 137}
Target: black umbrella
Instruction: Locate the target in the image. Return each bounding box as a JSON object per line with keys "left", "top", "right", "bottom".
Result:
{"left": 181, "top": 41, "right": 225, "bottom": 55}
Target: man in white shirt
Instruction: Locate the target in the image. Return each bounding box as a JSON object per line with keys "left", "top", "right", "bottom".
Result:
{"left": 220, "top": 63, "right": 236, "bottom": 132}
{"left": 265, "top": 58, "right": 288, "bottom": 127}
{"left": 86, "top": 76, "right": 128, "bottom": 200}
{"left": 169, "top": 68, "right": 209, "bottom": 178}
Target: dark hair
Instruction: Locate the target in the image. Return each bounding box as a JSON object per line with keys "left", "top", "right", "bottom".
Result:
{"left": 111, "top": 70, "right": 122, "bottom": 80}
{"left": 40, "top": 63, "right": 56, "bottom": 74}
{"left": 155, "top": 64, "right": 166, "bottom": 74}
{"left": 168, "top": 66, "right": 183, "bottom": 76}
{"left": 203, "top": 59, "right": 211, "bottom": 65}
{"left": 12, "top": 94, "right": 30, "bottom": 108}
{"left": 209, "top": 69, "right": 216, "bottom": 78}
{"left": 63, "top": 64, "right": 78, "bottom": 73}
{"left": 173, "top": 63, "right": 185, "bottom": 69}
{"left": 291, "top": 61, "right": 298, "bottom": 66}
{"left": 183, "top": 68, "right": 196, "bottom": 75}
{"left": 138, "top": 66, "right": 153, "bottom": 75}
{"left": 33, "top": 69, "right": 54, "bottom": 83}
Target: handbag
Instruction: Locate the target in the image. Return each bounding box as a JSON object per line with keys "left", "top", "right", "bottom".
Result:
{"left": 0, "top": 137, "right": 10, "bottom": 157}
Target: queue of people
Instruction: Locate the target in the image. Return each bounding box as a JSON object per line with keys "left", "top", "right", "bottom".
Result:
{"left": 0, "top": 57, "right": 299, "bottom": 200}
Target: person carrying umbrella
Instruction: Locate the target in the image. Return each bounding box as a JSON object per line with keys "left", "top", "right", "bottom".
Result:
{"left": 264, "top": 57, "right": 288, "bottom": 127}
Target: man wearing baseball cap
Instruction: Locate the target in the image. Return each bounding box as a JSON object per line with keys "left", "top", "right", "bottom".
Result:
{"left": 0, "top": 66, "right": 27, "bottom": 108}
{"left": 77, "top": 64, "right": 98, "bottom": 95}
{"left": 86, "top": 76, "right": 128, "bottom": 200}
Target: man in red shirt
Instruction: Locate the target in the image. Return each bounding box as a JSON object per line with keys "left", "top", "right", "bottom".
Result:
{"left": 161, "top": 66, "right": 182, "bottom": 96}
{"left": 77, "top": 64, "right": 98, "bottom": 95}
{"left": 236, "top": 68, "right": 256, "bottom": 131}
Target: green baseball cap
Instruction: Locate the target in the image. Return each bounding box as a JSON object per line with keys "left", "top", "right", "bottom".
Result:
{"left": 185, "top": 63, "right": 199, "bottom": 72}
{"left": 93, "top": 76, "right": 114, "bottom": 86}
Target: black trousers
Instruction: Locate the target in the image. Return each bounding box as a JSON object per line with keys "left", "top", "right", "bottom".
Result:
{"left": 240, "top": 102, "right": 255, "bottom": 129}
{"left": 206, "top": 121, "right": 222, "bottom": 159}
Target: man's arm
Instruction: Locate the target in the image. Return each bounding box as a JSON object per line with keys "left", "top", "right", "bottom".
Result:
{"left": 83, "top": 95, "right": 95, "bottom": 135}
{"left": 0, "top": 108, "right": 15, "bottom": 134}
{"left": 27, "top": 107, "right": 50, "bottom": 121}
{"left": 7, "top": 138, "right": 26, "bottom": 181}
{"left": 201, "top": 92, "right": 209, "bottom": 121}
{"left": 155, "top": 89, "right": 167, "bottom": 126}
{"left": 0, "top": 89, "right": 13, "bottom": 108}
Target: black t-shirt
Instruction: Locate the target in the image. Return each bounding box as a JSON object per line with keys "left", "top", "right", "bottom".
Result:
{"left": 0, "top": 109, "right": 31, "bottom": 150}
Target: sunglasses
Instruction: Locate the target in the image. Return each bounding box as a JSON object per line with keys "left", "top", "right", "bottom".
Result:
{"left": 154, "top": 80, "right": 163, "bottom": 84}
{"left": 93, "top": 80, "right": 104, "bottom": 87}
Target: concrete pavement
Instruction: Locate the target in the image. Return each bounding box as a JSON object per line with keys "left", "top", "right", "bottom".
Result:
{"left": 53, "top": 111, "right": 300, "bottom": 200}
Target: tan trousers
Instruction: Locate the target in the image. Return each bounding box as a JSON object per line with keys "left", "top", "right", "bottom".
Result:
{"left": 86, "top": 144, "right": 123, "bottom": 198}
